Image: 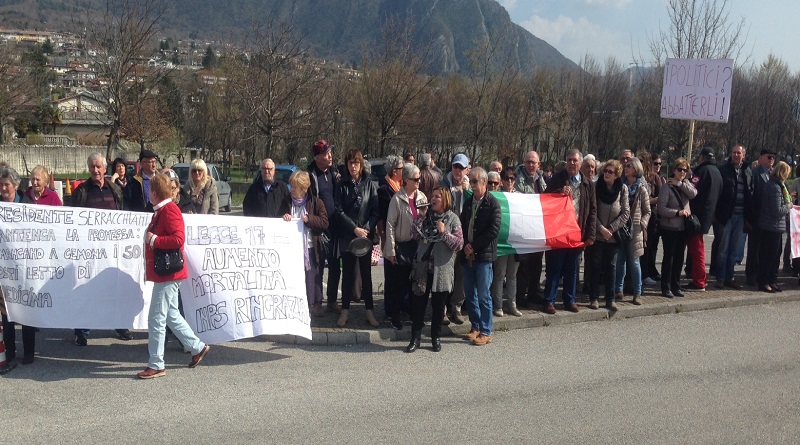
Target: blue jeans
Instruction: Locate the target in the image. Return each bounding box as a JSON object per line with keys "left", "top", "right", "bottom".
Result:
{"left": 463, "top": 261, "right": 493, "bottom": 336}
{"left": 543, "top": 248, "right": 581, "bottom": 305}
{"left": 615, "top": 243, "right": 642, "bottom": 296}
{"left": 148, "top": 281, "right": 205, "bottom": 370}
{"left": 715, "top": 212, "right": 744, "bottom": 281}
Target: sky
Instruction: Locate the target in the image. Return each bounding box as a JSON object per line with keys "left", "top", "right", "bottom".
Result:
{"left": 501, "top": 0, "right": 800, "bottom": 73}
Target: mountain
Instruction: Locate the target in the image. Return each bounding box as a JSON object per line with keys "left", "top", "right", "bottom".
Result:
{"left": 0, "top": 0, "right": 577, "bottom": 75}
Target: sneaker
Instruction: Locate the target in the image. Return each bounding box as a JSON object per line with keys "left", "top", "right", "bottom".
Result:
{"left": 75, "top": 334, "right": 88, "bottom": 346}
{"left": 137, "top": 367, "right": 166, "bottom": 379}
{"left": 684, "top": 283, "right": 706, "bottom": 292}
{"left": 188, "top": 345, "right": 210, "bottom": 368}
{"left": 642, "top": 277, "right": 658, "bottom": 286}
{"left": 471, "top": 334, "right": 493, "bottom": 346}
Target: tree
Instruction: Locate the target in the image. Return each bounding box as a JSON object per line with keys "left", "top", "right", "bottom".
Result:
{"left": 84, "top": 0, "right": 167, "bottom": 158}
{"left": 0, "top": 44, "right": 36, "bottom": 144}
{"left": 202, "top": 45, "right": 217, "bottom": 69}
{"left": 227, "top": 19, "right": 329, "bottom": 161}
{"left": 350, "top": 19, "right": 435, "bottom": 157}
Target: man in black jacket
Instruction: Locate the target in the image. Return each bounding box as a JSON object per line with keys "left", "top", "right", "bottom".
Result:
{"left": 685, "top": 147, "right": 723, "bottom": 291}
{"left": 243, "top": 158, "right": 290, "bottom": 218}
{"left": 460, "top": 167, "right": 501, "bottom": 346}
{"left": 745, "top": 148, "right": 776, "bottom": 285}
{"left": 307, "top": 140, "right": 343, "bottom": 313}
{"left": 713, "top": 144, "right": 751, "bottom": 289}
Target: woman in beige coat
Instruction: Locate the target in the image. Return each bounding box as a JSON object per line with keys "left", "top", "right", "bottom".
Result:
{"left": 384, "top": 164, "right": 428, "bottom": 330}
{"left": 615, "top": 157, "right": 651, "bottom": 305}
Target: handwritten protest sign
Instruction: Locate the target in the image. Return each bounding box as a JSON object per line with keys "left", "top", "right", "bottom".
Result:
{"left": 660, "top": 58, "right": 735, "bottom": 123}
{"left": 0, "top": 202, "right": 311, "bottom": 343}
{"left": 0, "top": 201, "right": 152, "bottom": 329}
{"left": 179, "top": 213, "right": 310, "bottom": 343}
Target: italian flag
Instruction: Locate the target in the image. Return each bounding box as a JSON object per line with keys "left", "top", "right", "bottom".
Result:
{"left": 492, "top": 191, "right": 585, "bottom": 256}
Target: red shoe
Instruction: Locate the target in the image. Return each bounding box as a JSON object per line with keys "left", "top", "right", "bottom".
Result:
{"left": 188, "top": 345, "right": 210, "bottom": 368}
{"left": 137, "top": 367, "right": 166, "bottom": 379}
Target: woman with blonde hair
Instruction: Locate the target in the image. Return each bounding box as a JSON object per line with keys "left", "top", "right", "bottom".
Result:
{"left": 757, "top": 161, "right": 793, "bottom": 292}
{"left": 22, "top": 165, "right": 62, "bottom": 206}
{"left": 183, "top": 159, "right": 218, "bottom": 214}
{"left": 280, "top": 171, "right": 329, "bottom": 316}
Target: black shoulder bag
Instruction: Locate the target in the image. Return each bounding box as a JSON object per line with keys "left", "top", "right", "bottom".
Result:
{"left": 148, "top": 209, "right": 185, "bottom": 276}
{"left": 670, "top": 186, "right": 701, "bottom": 236}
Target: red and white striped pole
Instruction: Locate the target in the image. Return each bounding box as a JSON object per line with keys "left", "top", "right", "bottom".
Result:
{"left": 0, "top": 323, "right": 17, "bottom": 375}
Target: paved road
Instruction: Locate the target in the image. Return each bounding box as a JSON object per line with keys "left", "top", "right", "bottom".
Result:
{"left": 4, "top": 302, "right": 800, "bottom": 444}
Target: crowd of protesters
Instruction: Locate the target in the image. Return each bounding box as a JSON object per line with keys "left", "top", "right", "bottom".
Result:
{"left": 0, "top": 141, "right": 795, "bottom": 376}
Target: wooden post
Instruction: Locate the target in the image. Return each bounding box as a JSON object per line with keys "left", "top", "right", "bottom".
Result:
{"left": 687, "top": 119, "right": 696, "bottom": 160}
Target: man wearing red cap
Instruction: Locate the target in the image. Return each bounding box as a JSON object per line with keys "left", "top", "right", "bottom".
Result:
{"left": 308, "top": 140, "right": 343, "bottom": 313}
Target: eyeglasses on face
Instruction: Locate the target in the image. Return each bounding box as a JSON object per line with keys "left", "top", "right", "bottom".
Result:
{"left": 503, "top": 177, "right": 515, "bottom": 181}
{"left": 191, "top": 169, "right": 204, "bottom": 173}
{"left": 676, "top": 167, "right": 688, "bottom": 173}
{"left": 653, "top": 162, "right": 662, "bottom": 165}
{"left": 488, "top": 181, "right": 499, "bottom": 186}
{"left": 469, "top": 179, "right": 480, "bottom": 184}
{"left": 408, "top": 177, "right": 421, "bottom": 182}
{"left": 452, "top": 164, "right": 466, "bottom": 170}
{"left": 767, "top": 156, "right": 775, "bottom": 160}
{"left": 603, "top": 169, "right": 616, "bottom": 175}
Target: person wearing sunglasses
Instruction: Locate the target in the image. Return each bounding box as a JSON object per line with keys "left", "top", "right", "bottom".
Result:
{"left": 638, "top": 151, "right": 666, "bottom": 287}
{"left": 184, "top": 159, "right": 219, "bottom": 215}
{"left": 490, "top": 167, "right": 522, "bottom": 319}
{"left": 487, "top": 171, "right": 502, "bottom": 192}
{"left": 589, "top": 160, "right": 630, "bottom": 311}
{"left": 744, "top": 148, "right": 777, "bottom": 286}
{"left": 384, "top": 164, "right": 427, "bottom": 330}
{"left": 615, "top": 157, "right": 650, "bottom": 306}
{"left": 657, "top": 158, "right": 697, "bottom": 298}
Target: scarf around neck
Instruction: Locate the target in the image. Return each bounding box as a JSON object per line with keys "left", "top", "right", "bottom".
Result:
{"left": 596, "top": 177, "right": 623, "bottom": 205}
{"left": 384, "top": 175, "right": 401, "bottom": 193}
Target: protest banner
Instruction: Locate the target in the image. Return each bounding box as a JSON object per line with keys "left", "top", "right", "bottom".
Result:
{"left": 179, "top": 213, "right": 311, "bottom": 343}
{"left": 0, "top": 201, "right": 152, "bottom": 329}
{"left": 660, "top": 58, "right": 735, "bottom": 123}
{"left": 0, "top": 202, "right": 312, "bottom": 343}
{"left": 493, "top": 192, "right": 584, "bottom": 256}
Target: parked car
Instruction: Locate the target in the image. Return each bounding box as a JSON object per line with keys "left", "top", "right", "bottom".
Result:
{"left": 172, "top": 163, "right": 232, "bottom": 212}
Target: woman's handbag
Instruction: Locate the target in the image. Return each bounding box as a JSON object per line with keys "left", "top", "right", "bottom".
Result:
{"left": 670, "top": 186, "right": 702, "bottom": 236}
{"left": 395, "top": 240, "right": 418, "bottom": 267}
{"left": 613, "top": 221, "right": 632, "bottom": 243}
{"left": 410, "top": 243, "right": 436, "bottom": 296}
{"left": 153, "top": 248, "right": 184, "bottom": 276}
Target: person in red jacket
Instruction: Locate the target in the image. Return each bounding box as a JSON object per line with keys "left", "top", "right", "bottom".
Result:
{"left": 137, "top": 173, "right": 209, "bottom": 379}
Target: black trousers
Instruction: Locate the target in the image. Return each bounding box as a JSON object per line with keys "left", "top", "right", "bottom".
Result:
{"left": 385, "top": 260, "right": 412, "bottom": 321}
{"left": 2, "top": 314, "right": 35, "bottom": 360}
{"left": 411, "top": 273, "right": 446, "bottom": 338}
{"left": 745, "top": 228, "right": 761, "bottom": 283}
{"left": 516, "top": 251, "right": 544, "bottom": 302}
{"left": 643, "top": 218, "right": 661, "bottom": 278}
{"left": 758, "top": 231, "right": 782, "bottom": 287}
{"left": 325, "top": 249, "right": 342, "bottom": 306}
{"left": 590, "top": 241, "right": 618, "bottom": 302}
{"left": 660, "top": 229, "right": 687, "bottom": 292}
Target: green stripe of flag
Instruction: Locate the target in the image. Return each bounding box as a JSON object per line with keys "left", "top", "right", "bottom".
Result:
{"left": 491, "top": 191, "right": 515, "bottom": 257}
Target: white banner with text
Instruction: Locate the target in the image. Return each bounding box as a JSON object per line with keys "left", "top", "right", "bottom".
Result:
{"left": 0, "top": 201, "right": 311, "bottom": 343}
